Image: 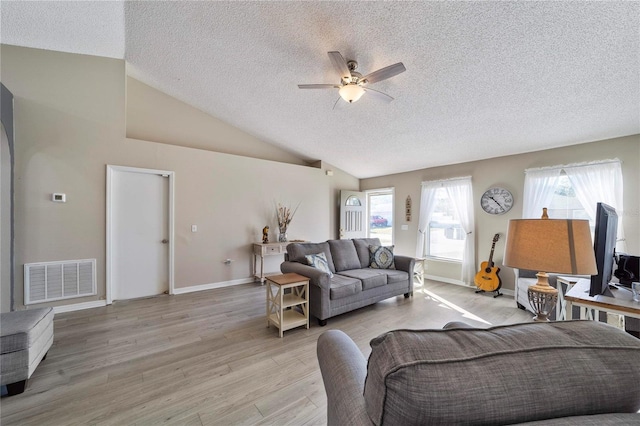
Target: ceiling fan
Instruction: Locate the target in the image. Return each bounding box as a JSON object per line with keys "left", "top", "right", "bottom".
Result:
{"left": 298, "top": 51, "right": 406, "bottom": 105}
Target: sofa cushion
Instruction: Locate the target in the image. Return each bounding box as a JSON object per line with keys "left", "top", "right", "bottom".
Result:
{"left": 328, "top": 240, "right": 361, "bottom": 272}
{"left": 364, "top": 321, "right": 640, "bottom": 426}
{"left": 375, "top": 269, "right": 408, "bottom": 284}
{"left": 353, "top": 238, "right": 382, "bottom": 268}
{"left": 338, "top": 269, "right": 387, "bottom": 290}
{"left": 305, "top": 252, "right": 334, "bottom": 277}
{"left": 369, "top": 245, "right": 395, "bottom": 269}
{"left": 329, "top": 275, "right": 362, "bottom": 300}
{"left": 286, "top": 242, "right": 336, "bottom": 273}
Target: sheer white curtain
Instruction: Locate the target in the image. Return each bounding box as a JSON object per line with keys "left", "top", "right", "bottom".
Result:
{"left": 564, "top": 160, "right": 626, "bottom": 252}
{"left": 416, "top": 177, "right": 475, "bottom": 285}
{"left": 415, "top": 181, "right": 439, "bottom": 258}
{"left": 522, "top": 168, "right": 562, "bottom": 218}
{"left": 445, "top": 180, "right": 476, "bottom": 285}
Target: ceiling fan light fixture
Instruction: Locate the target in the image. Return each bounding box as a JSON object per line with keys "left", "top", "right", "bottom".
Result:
{"left": 339, "top": 84, "right": 365, "bottom": 103}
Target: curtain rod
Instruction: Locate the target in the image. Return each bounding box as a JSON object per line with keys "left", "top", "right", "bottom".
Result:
{"left": 421, "top": 175, "right": 472, "bottom": 186}
{"left": 524, "top": 158, "right": 621, "bottom": 174}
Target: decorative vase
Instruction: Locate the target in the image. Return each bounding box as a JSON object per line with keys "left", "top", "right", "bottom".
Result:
{"left": 278, "top": 226, "right": 288, "bottom": 242}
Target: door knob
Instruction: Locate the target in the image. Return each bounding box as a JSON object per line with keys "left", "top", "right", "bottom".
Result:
{"left": 161, "top": 239, "right": 169, "bottom": 244}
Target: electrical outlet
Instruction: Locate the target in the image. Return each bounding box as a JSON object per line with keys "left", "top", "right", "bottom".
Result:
{"left": 191, "top": 225, "right": 197, "bottom": 232}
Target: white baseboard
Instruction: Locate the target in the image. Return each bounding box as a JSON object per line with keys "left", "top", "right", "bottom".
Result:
{"left": 172, "top": 277, "right": 256, "bottom": 295}
{"left": 424, "top": 274, "right": 514, "bottom": 297}
{"left": 53, "top": 300, "right": 107, "bottom": 314}
{"left": 425, "top": 274, "right": 467, "bottom": 287}
{"left": 51, "top": 279, "right": 255, "bottom": 312}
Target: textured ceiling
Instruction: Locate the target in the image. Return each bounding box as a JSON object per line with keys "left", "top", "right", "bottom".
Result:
{"left": 2, "top": 1, "right": 639, "bottom": 178}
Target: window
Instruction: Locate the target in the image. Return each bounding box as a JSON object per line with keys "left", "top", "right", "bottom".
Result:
{"left": 417, "top": 176, "right": 475, "bottom": 285}
{"left": 523, "top": 159, "right": 625, "bottom": 252}
{"left": 367, "top": 189, "right": 393, "bottom": 246}
{"left": 546, "top": 174, "right": 590, "bottom": 223}
{"left": 427, "top": 187, "right": 465, "bottom": 261}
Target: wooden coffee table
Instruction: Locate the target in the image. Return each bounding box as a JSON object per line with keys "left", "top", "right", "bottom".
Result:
{"left": 266, "top": 273, "right": 309, "bottom": 337}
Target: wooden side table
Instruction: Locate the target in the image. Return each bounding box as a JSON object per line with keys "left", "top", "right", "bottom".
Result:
{"left": 414, "top": 257, "right": 426, "bottom": 286}
{"left": 556, "top": 276, "right": 580, "bottom": 321}
{"left": 266, "top": 273, "right": 309, "bottom": 337}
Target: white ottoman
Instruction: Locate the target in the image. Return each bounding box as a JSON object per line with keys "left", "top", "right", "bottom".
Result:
{"left": 1, "top": 307, "right": 54, "bottom": 395}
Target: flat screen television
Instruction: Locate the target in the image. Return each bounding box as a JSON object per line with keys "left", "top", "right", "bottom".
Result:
{"left": 589, "top": 202, "right": 618, "bottom": 297}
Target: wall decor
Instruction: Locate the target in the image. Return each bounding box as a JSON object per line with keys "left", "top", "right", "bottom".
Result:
{"left": 405, "top": 195, "right": 412, "bottom": 222}
{"left": 480, "top": 187, "right": 514, "bottom": 215}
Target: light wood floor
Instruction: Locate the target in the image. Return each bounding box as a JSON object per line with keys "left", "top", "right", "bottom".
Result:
{"left": 1, "top": 280, "right": 531, "bottom": 425}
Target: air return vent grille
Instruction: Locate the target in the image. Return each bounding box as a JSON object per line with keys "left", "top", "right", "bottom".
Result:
{"left": 24, "top": 259, "right": 96, "bottom": 305}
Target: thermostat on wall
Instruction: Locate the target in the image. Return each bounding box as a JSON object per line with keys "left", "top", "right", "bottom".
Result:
{"left": 52, "top": 193, "right": 66, "bottom": 203}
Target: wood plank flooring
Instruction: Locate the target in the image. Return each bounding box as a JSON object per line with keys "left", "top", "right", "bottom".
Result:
{"left": 0, "top": 280, "right": 531, "bottom": 425}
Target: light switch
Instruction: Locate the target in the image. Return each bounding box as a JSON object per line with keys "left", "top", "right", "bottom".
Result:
{"left": 191, "top": 225, "right": 197, "bottom": 232}
{"left": 401, "top": 225, "right": 409, "bottom": 231}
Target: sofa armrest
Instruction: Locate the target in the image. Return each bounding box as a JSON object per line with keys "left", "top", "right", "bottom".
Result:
{"left": 317, "top": 330, "right": 372, "bottom": 426}
{"left": 280, "top": 261, "right": 330, "bottom": 290}
{"left": 393, "top": 255, "right": 415, "bottom": 274}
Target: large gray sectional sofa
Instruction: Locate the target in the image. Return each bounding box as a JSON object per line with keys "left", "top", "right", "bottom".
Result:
{"left": 317, "top": 320, "right": 640, "bottom": 425}
{"left": 280, "top": 238, "right": 415, "bottom": 326}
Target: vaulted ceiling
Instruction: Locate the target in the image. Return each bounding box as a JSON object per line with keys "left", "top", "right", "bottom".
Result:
{"left": 2, "top": 1, "right": 638, "bottom": 178}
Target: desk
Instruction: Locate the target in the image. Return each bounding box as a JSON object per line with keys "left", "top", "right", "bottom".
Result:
{"left": 253, "top": 242, "right": 289, "bottom": 284}
{"left": 565, "top": 279, "right": 640, "bottom": 322}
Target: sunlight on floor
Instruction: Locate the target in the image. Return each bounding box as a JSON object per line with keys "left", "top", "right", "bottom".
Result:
{"left": 420, "top": 287, "right": 492, "bottom": 325}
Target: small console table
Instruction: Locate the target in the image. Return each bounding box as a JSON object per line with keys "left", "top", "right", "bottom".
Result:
{"left": 565, "top": 279, "right": 640, "bottom": 323}
{"left": 253, "top": 242, "right": 289, "bottom": 284}
{"left": 266, "top": 273, "right": 309, "bottom": 338}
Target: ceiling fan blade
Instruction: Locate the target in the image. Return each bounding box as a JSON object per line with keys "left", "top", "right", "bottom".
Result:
{"left": 328, "top": 51, "right": 352, "bottom": 82}
{"left": 362, "top": 62, "right": 406, "bottom": 85}
{"left": 298, "top": 84, "right": 341, "bottom": 89}
{"left": 363, "top": 87, "right": 394, "bottom": 103}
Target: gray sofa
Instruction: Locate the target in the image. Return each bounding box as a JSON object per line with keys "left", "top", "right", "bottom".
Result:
{"left": 317, "top": 321, "right": 640, "bottom": 425}
{"left": 280, "top": 238, "right": 415, "bottom": 326}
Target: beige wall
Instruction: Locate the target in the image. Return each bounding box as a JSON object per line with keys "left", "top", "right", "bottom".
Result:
{"left": 126, "top": 77, "right": 307, "bottom": 166}
{"left": 361, "top": 136, "right": 640, "bottom": 292}
{"left": 2, "top": 45, "right": 358, "bottom": 310}
{"left": 1, "top": 124, "right": 11, "bottom": 312}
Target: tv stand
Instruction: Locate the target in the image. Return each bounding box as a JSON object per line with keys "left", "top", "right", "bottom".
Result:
{"left": 565, "top": 279, "right": 640, "bottom": 323}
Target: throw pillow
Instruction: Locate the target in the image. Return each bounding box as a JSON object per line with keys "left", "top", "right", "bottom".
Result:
{"left": 305, "top": 252, "right": 334, "bottom": 277}
{"left": 369, "top": 245, "right": 396, "bottom": 269}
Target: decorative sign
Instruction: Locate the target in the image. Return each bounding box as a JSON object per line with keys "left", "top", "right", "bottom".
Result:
{"left": 406, "top": 196, "right": 412, "bottom": 222}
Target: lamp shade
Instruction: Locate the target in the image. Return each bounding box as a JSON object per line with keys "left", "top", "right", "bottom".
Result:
{"left": 339, "top": 84, "right": 365, "bottom": 103}
{"left": 503, "top": 218, "right": 597, "bottom": 275}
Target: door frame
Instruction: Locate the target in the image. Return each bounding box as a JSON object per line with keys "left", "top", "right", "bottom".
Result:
{"left": 106, "top": 165, "right": 175, "bottom": 304}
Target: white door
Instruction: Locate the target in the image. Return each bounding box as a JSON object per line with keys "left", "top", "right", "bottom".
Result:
{"left": 339, "top": 190, "right": 366, "bottom": 239}
{"left": 108, "top": 166, "right": 172, "bottom": 301}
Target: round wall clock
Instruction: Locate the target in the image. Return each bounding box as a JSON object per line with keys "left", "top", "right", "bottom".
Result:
{"left": 481, "top": 187, "right": 514, "bottom": 215}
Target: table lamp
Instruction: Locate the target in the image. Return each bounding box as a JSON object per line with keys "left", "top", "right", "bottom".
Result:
{"left": 503, "top": 208, "right": 597, "bottom": 321}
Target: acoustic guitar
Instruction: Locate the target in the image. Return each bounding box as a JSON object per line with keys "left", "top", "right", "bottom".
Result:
{"left": 474, "top": 233, "right": 503, "bottom": 298}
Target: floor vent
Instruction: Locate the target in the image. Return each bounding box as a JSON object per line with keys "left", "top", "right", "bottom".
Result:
{"left": 24, "top": 259, "right": 96, "bottom": 305}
